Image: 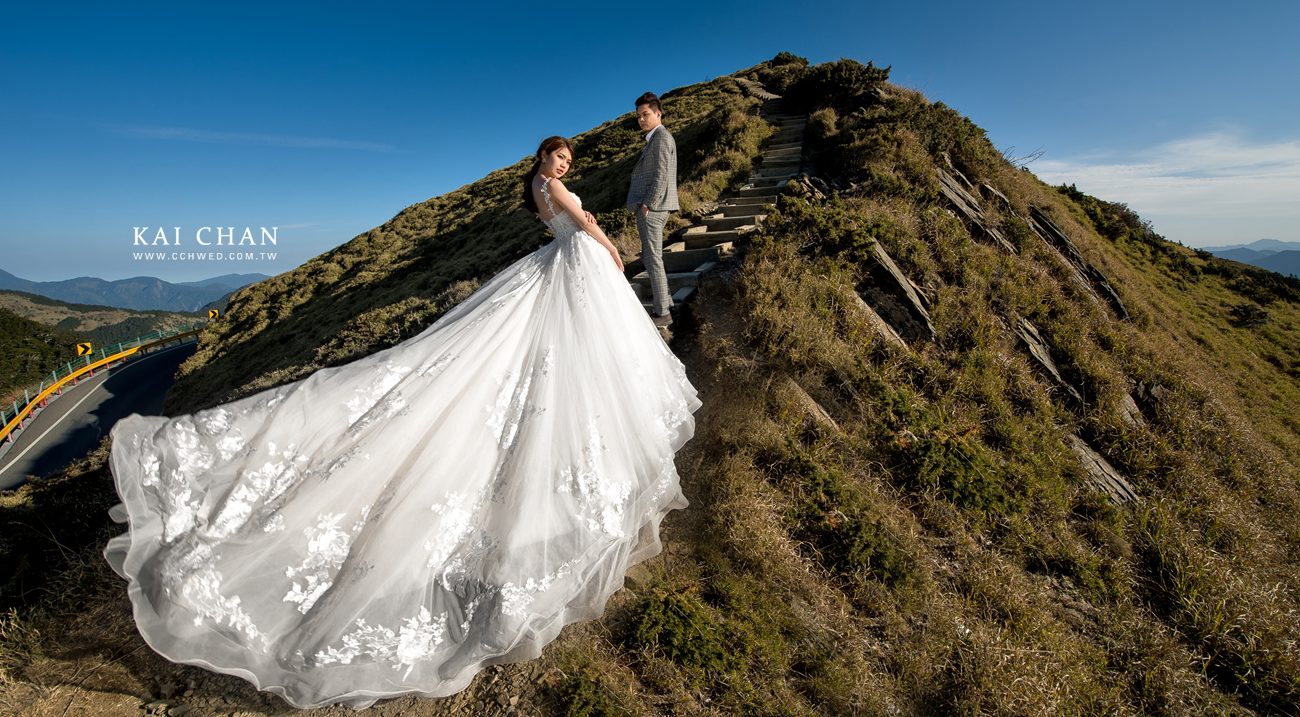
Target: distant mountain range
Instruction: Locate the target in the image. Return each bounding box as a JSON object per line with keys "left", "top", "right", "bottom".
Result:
{"left": 1203, "top": 239, "right": 1300, "bottom": 278}
{"left": 0, "top": 269, "right": 271, "bottom": 312}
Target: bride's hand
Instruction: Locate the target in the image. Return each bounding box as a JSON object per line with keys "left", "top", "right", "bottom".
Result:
{"left": 584, "top": 210, "right": 596, "bottom": 225}
{"left": 608, "top": 246, "right": 624, "bottom": 272}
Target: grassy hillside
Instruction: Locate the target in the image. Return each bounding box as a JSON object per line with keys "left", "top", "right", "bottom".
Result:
{"left": 0, "top": 307, "right": 81, "bottom": 408}
{"left": 161, "top": 77, "right": 769, "bottom": 414}
{"left": 0, "top": 292, "right": 197, "bottom": 406}
{"left": 2, "top": 54, "right": 1298, "bottom": 716}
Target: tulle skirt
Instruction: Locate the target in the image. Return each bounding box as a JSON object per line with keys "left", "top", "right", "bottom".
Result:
{"left": 104, "top": 226, "right": 701, "bottom": 709}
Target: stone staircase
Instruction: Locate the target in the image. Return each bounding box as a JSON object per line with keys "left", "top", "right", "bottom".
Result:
{"left": 624, "top": 79, "right": 805, "bottom": 319}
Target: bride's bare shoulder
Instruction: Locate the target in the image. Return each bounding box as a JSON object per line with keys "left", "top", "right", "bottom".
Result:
{"left": 551, "top": 176, "right": 572, "bottom": 192}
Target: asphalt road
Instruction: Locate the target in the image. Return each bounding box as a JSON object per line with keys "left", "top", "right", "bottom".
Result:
{"left": 0, "top": 340, "right": 197, "bottom": 490}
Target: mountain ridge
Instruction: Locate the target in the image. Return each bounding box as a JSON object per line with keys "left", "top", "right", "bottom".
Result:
{"left": 1, "top": 54, "right": 1297, "bottom": 715}
{"left": 0, "top": 267, "right": 271, "bottom": 312}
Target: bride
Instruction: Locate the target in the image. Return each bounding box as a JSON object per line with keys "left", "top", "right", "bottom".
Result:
{"left": 103, "top": 135, "right": 702, "bottom": 710}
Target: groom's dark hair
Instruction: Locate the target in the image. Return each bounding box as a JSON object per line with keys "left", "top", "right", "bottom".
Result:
{"left": 634, "top": 92, "right": 661, "bottom": 113}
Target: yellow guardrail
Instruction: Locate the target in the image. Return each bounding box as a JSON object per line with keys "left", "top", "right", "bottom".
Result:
{"left": 1, "top": 322, "right": 207, "bottom": 446}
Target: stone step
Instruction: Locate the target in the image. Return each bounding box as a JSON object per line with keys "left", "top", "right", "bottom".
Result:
{"left": 631, "top": 262, "right": 716, "bottom": 290}
{"left": 718, "top": 202, "right": 773, "bottom": 216}
{"left": 745, "top": 182, "right": 790, "bottom": 192}
{"left": 767, "top": 141, "right": 803, "bottom": 151}
{"left": 762, "top": 155, "right": 801, "bottom": 164}
{"left": 746, "top": 180, "right": 794, "bottom": 191}
{"left": 737, "top": 185, "right": 783, "bottom": 197}
{"left": 704, "top": 213, "right": 765, "bottom": 230}
{"left": 765, "top": 146, "right": 802, "bottom": 156}
{"left": 748, "top": 173, "right": 798, "bottom": 185}
{"left": 771, "top": 120, "right": 807, "bottom": 130}
{"left": 754, "top": 166, "right": 800, "bottom": 176}
{"left": 680, "top": 228, "right": 749, "bottom": 248}
{"left": 660, "top": 243, "right": 733, "bottom": 271}
{"left": 639, "top": 284, "right": 696, "bottom": 310}
{"left": 721, "top": 196, "right": 778, "bottom": 209}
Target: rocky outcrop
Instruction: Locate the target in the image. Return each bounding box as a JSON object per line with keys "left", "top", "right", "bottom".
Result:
{"left": 1027, "top": 206, "right": 1130, "bottom": 321}
{"left": 936, "top": 164, "right": 1017, "bottom": 254}
{"left": 851, "top": 292, "right": 909, "bottom": 350}
{"left": 1066, "top": 433, "right": 1139, "bottom": 504}
{"left": 856, "top": 240, "right": 937, "bottom": 344}
{"left": 1012, "top": 317, "right": 1084, "bottom": 406}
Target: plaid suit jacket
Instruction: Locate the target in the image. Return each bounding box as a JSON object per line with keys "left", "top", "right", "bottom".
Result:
{"left": 626, "top": 125, "right": 680, "bottom": 212}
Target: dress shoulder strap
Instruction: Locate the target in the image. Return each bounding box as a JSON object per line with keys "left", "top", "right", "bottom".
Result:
{"left": 539, "top": 175, "right": 558, "bottom": 217}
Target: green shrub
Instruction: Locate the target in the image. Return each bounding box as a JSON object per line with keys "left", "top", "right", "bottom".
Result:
{"left": 784, "top": 58, "right": 891, "bottom": 116}
{"left": 629, "top": 589, "right": 743, "bottom": 688}
{"left": 907, "top": 422, "right": 1021, "bottom": 520}
{"left": 561, "top": 670, "right": 626, "bottom": 717}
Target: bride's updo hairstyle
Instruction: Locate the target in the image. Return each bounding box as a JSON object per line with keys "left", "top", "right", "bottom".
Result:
{"left": 522, "top": 135, "right": 574, "bottom": 214}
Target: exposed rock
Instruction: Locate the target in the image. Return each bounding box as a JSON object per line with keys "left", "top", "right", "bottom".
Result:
{"left": 1066, "top": 433, "right": 1139, "bottom": 505}
{"left": 851, "top": 292, "right": 909, "bottom": 351}
{"left": 856, "top": 240, "right": 937, "bottom": 343}
{"left": 981, "top": 181, "right": 1014, "bottom": 213}
{"left": 1013, "top": 317, "right": 1083, "bottom": 406}
{"left": 735, "top": 76, "right": 781, "bottom": 100}
{"left": 1027, "top": 206, "right": 1130, "bottom": 320}
{"left": 936, "top": 168, "right": 1017, "bottom": 253}
{"left": 1118, "top": 391, "right": 1146, "bottom": 428}
{"left": 781, "top": 174, "right": 830, "bottom": 201}
{"left": 940, "top": 152, "right": 978, "bottom": 194}
{"left": 777, "top": 375, "right": 842, "bottom": 433}
{"left": 1132, "top": 379, "right": 1169, "bottom": 421}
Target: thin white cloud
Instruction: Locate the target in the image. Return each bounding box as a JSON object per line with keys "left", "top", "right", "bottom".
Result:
{"left": 1030, "top": 131, "right": 1300, "bottom": 245}
{"left": 103, "top": 123, "right": 396, "bottom": 152}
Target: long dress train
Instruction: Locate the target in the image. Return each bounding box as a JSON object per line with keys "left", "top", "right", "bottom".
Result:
{"left": 103, "top": 177, "right": 701, "bottom": 710}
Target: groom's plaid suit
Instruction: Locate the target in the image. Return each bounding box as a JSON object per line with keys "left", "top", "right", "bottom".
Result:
{"left": 626, "top": 125, "right": 679, "bottom": 317}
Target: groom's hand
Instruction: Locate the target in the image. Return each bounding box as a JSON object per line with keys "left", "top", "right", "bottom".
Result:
{"left": 638, "top": 203, "right": 649, "bottom": 216}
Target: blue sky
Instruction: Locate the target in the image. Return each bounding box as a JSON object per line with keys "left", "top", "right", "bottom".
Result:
{"left": 1, "top": 0, "right": 1296, "bottom": 282}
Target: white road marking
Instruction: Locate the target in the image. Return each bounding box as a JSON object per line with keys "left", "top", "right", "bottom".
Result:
{"left": 0, "top": 342, "right": 192, "bottom": 480}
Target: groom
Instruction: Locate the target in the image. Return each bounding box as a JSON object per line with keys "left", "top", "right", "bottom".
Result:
{"left": 626, "top": 91, "right": 679, "bottom": 329}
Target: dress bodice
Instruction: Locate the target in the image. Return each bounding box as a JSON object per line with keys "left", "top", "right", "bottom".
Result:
{"left": 538, "top": 176, "right": 582, "bottom": 239}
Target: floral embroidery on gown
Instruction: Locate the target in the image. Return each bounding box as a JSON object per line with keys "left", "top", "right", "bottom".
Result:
{"left": 103, "top": 176, "right": 701, "bottom": 710}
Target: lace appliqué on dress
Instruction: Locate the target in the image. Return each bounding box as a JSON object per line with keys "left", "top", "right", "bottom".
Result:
{"left": 347, "top": 360, "right": 413, "bottom": 436}
{"left": 418, "top": 350, "right": 459, "bottom": 378}
{"left": 208, "top": 441, "right": 309, "bottom": 541}
{"left": 160, "top": 540, "right": 270, "bottom": 652}
{"left": 312, "top": 605, "right": 449, "bottom": 679}
{"left": 283, "top": 506, "right": 373, "bottom": 614}
{"left": 423, "top": 492, "right": 476, "bottom": 569}
{"left": 195, "top": 407, "right": 248, "bottom": 461}
{"left": 304, "top": 444, "right": 363, "bottom": 484}
{"left": 556, "top": 415, "right": 630, "bottom": 537}
{"left": 500, "top": 558, "right": 575, "bottom": 618}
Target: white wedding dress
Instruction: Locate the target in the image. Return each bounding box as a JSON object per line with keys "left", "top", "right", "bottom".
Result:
{"left": 104, "top": 177, "right": 701, "bottom": 710}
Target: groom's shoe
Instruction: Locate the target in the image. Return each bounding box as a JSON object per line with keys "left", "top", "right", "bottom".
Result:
{"left": 652, "top": 311, "right": 673, "bottom": 329}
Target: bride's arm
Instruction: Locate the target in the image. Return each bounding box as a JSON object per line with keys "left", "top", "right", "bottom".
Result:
{"left": 546, "top": 179, "right": 616, "bottom": 251}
